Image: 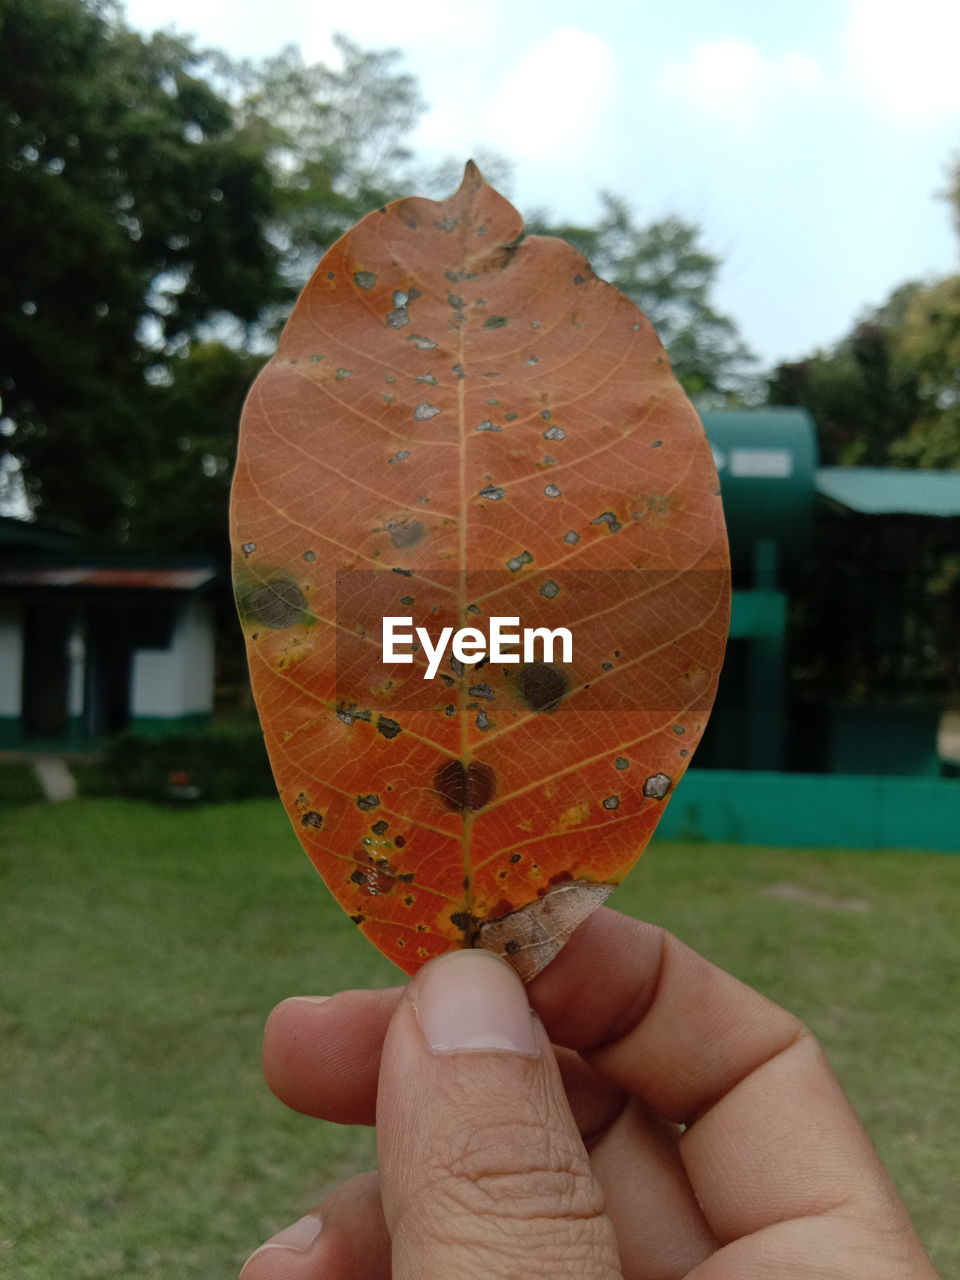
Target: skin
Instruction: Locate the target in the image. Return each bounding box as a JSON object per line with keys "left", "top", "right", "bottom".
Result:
{"left": 239, "top": 907, "right": 940, "bottom": 1279}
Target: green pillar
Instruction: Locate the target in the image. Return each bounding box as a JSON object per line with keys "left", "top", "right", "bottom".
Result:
{"left": 746, "top": 539, "right": 786, "bottom": 771}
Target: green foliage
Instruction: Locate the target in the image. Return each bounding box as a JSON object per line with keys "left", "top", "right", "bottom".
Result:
{"left": 528, "top": 195, "right": 756, "bottom": 402}
{"left": 0, "top": 763, "right": 45, "bottom": 807}
{"left": 103, "top": 723, "right": 275, "bottom": 802}
{"left": 0, "top": 0, "right": 285, "bottom": 543}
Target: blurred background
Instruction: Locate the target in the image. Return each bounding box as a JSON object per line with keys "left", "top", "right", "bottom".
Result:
{"left": 0, "top": 2, "right": 958, "bottom": 1277}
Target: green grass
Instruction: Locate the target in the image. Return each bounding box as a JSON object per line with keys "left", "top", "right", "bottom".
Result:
{"left": 0, "top": 797, "right": 957, "bottom": 1278}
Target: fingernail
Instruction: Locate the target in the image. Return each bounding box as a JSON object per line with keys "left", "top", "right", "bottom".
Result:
{"left": 240, "top": 1215, "right": 322, "bottom": 1274}
{"left": 415, "top": 949, "right": 540, "bottom": 1056}
{"left": 285, "top": 995, "right": 331, "bottom": 1007}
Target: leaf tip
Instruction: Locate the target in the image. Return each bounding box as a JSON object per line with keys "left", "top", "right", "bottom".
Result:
{"left": 460, "top": 157, "right": 486, "bottom": 190}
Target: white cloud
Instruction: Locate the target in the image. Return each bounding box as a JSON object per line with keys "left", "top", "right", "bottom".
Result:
{"left": 302, "top": 0, "right": 495, "bottom": 65}
{"left": 844, "top": 0, "right": 960, "bottom": 124}
{"left": 659, "top": 38, "right": 824, "bottom": 133}
{"left": 483, "top": 28, "right": 617, "bottom": 162}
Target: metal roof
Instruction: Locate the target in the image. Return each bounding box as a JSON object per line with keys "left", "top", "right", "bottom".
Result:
{"left": 815, "top": 467, "right": 960, "bottom": 517}
{"left": 0, "top": 566, "right": 216, "bottom": 591}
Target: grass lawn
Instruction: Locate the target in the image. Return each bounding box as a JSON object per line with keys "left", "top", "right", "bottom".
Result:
{"left": 1, "top": 795, "right": 957, "bottom": 1278}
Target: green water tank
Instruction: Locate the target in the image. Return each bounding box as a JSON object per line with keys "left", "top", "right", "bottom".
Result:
{"left": 699, "top": 408, "right": 818, "bottom": 567}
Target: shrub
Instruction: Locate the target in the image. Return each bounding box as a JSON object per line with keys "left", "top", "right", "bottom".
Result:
{"left": 103, "top": 723, "right": 276, "bottom": 803}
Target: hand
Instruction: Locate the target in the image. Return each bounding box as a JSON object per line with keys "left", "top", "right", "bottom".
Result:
{"left": 239, "top": 907, "right": 938, "bottom": 1279}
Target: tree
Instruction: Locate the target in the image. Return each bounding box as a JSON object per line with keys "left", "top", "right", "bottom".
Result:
{"left": 770, "top": 149, "right": 960, "bottom": 470}
{"left": 226, "top": 36, "right": 423, "bottom": 293}
{"left": 528, "top": 195, "right": 756, "bottom": 402}
{"left": 0, "top": 0, "right": 283, "bottom": 542}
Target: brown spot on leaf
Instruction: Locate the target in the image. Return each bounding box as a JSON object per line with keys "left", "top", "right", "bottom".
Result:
{"left": 386, "top": 518, "right": 425, "bottom": 549}
{"left": 433, "top": 759, "right": 496, "bottom": 812}
{"left": 516, "top": 663, "right": 567, "bottom": 713}
{"left": 247, "top": 580, "right": 306, "bottom": 629}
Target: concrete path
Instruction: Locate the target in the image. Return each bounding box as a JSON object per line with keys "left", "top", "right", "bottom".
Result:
{"left": 33, "top": 756, "right": 77, "bottom": 803}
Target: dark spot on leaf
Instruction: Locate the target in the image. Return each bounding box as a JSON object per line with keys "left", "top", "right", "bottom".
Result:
{"left": 392, "top": 567, "right": 412, "bottom": 577}
{"left": 247, "top": 580, "right": 306, "bottom": 630}
{"left": 563, "top": 530, "right": 580, "bottom": 545}
{"left": 505, "top": 411, "right": 519, "bottom": 421}
{"left": 336, "top": 368, "right": 353, "bottom": 380}
{"left": 434, "top": 759, "right": 496, "bottom": 812}
{"left": 356, "top": 794, "right": 379, "bottom": 811}
{"left": 643, "top": 773, "right": 672, "bottom": 800}
{"left": 403, "top": 894, "right": 414, "bottom": 906}
{"left": 387, "top": 518, "right": 425, "bottom": 549}
{"left": 592, "top": 511, "right": 622, "bottom": 533}
{"left": 603, "top": 795, "right": 620, "bottom": 810}
{"left": 475, "top": 710, "right": 491, "bottom": 731}
{"left": 350, "top": 914, "right": 365, "bottom": 924}
{"left": 539, "top": 580, "right": 559, "bottom": 599}
{"left": 615, "top": 757, "right": 629, "bottom": 770}
{"left": 387, "top": 307, "right": 409, "bottom": 328}
{"left": 674, "top": 724, "right": 685, "bottom": 734}
{"left": 241, "top": 542, "right": 256, "bottom": 556}
{"left": 506, "top": 549, "right": 533, "bottom": 572}
{"left": 353, "top": 271, "right": 377, "bottom": 290}
{"left": 543, "top": 426, "right": 566, "bottom": 441}
{"left": 301, "top": 811, "right": 323, "bottom": 829}
{"left": 679, "top": 748, "right": 689, "bottom": 757}
{"left": 337, "top": 702, "right": 371, "bottom": 725}
{"left": 303, "top": 549, "right": 316, "bottom": 561}
{"left": 444, "top": 704, "right": 455, "bottom": 716}
{"left": 544, "top": 484, "right": 561, "bottom": 498}
{"left": 371, "top": 819, "right": 388, "bottom": 835}
{"left": 377, "top": 716, "right": 402, "bottom": 740}
{"left": 483, "top": 315, "right": 508, "bottom": 329}
{"left": 573, "top": 274, "right": 586, "bottom": 285}
{"left": 435, "top": 217, "right": 459, "bottom": 232}
{"left": 450, "top": 911, "right": 476, "bottom": 932}
{"left": 475, "top": 419, "right": 500, "bottom": 432}
{"left": 516, "top": 663, "right": 567, "bottom": 713}
{"left": 408, "top": 335, "right": 437, "bottom": 350}
{"left": 413, "top": 402, "right": 440, "bottom": 421}
{"left": 479, "top": 485, "right": 505, "bottom": 501}
{"left": 651, "top": 440, "right": 663, "bottom": 448}
{"left": 509, "top": 853, "right": 522, "bottom": 863}
{"left": 350, "top": 868, "right": 369, "bottom": 885}
{"left": 469, "top": 684, "right": 494, "bottom": 700}
{"left": 388, "top": 450, "right": 411, "bottom": 464}
{"left": 505, "top": 939, "right": 520, "bottom": 955}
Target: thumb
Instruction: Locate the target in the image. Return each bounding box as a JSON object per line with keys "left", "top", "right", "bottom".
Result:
{"left": 376, "top": 949, "right": 622, "bottom": 1280}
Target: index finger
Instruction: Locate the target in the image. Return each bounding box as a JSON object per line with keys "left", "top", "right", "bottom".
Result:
{"left": 531, "top": 908, "right": 931, "bottom": 1255}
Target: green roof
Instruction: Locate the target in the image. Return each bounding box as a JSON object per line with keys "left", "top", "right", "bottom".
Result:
{"left": 815, "top": 467, "right": 960, "bottom": 517}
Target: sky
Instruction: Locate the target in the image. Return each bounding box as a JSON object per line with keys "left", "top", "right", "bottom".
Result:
{"left": 122, "top": 0, "right": 960, "bottom": 370}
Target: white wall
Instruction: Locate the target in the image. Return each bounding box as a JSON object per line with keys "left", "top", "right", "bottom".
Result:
{"left": 0, "top": 603, "right": 23, "bottom": 716}
{"left": 131, "top": 597, "right": 214, "bottom": 719}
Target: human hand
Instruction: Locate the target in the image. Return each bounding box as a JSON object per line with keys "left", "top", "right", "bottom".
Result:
{"left": 239, "top": 907, "right": 938, "bottom": 1279}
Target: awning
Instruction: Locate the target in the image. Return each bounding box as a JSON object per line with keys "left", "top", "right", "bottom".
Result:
{"left": 0, "top": 566, "right": 217, "bottom": 591}
{"left": 815, "top": 467, "right": 960, "bottom": 517}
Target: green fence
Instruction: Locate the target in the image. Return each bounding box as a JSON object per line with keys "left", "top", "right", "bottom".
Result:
{"left": 656, "top": 770, "right": 959, "bottom": 853}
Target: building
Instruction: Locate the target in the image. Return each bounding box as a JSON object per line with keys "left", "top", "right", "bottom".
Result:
{"left": 0, "top": 516, "right": 217, "bottom": 748}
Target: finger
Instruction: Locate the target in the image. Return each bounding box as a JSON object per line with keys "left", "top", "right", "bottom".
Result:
{"left": 264, "top": 992, "right": 628, "bottom": 1140}
{"left": 527, "top": 909, "right": 934, "bottom": 1257}
{"left": 263, "top": 989, "right": 402, "bottom": 1124}
{"left": 377, "top": 949, "right": 622, "bottom": 1279}
{"left": 590, "top": 1100, "right": 719, "bottom": 1280}
{"left": 239, "top": 1171, "right": 390, "bottom": 1280}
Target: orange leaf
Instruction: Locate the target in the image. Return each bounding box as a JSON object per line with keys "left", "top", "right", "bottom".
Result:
{"left": 230, "top": 163, "right": 730, "bottom": 978}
